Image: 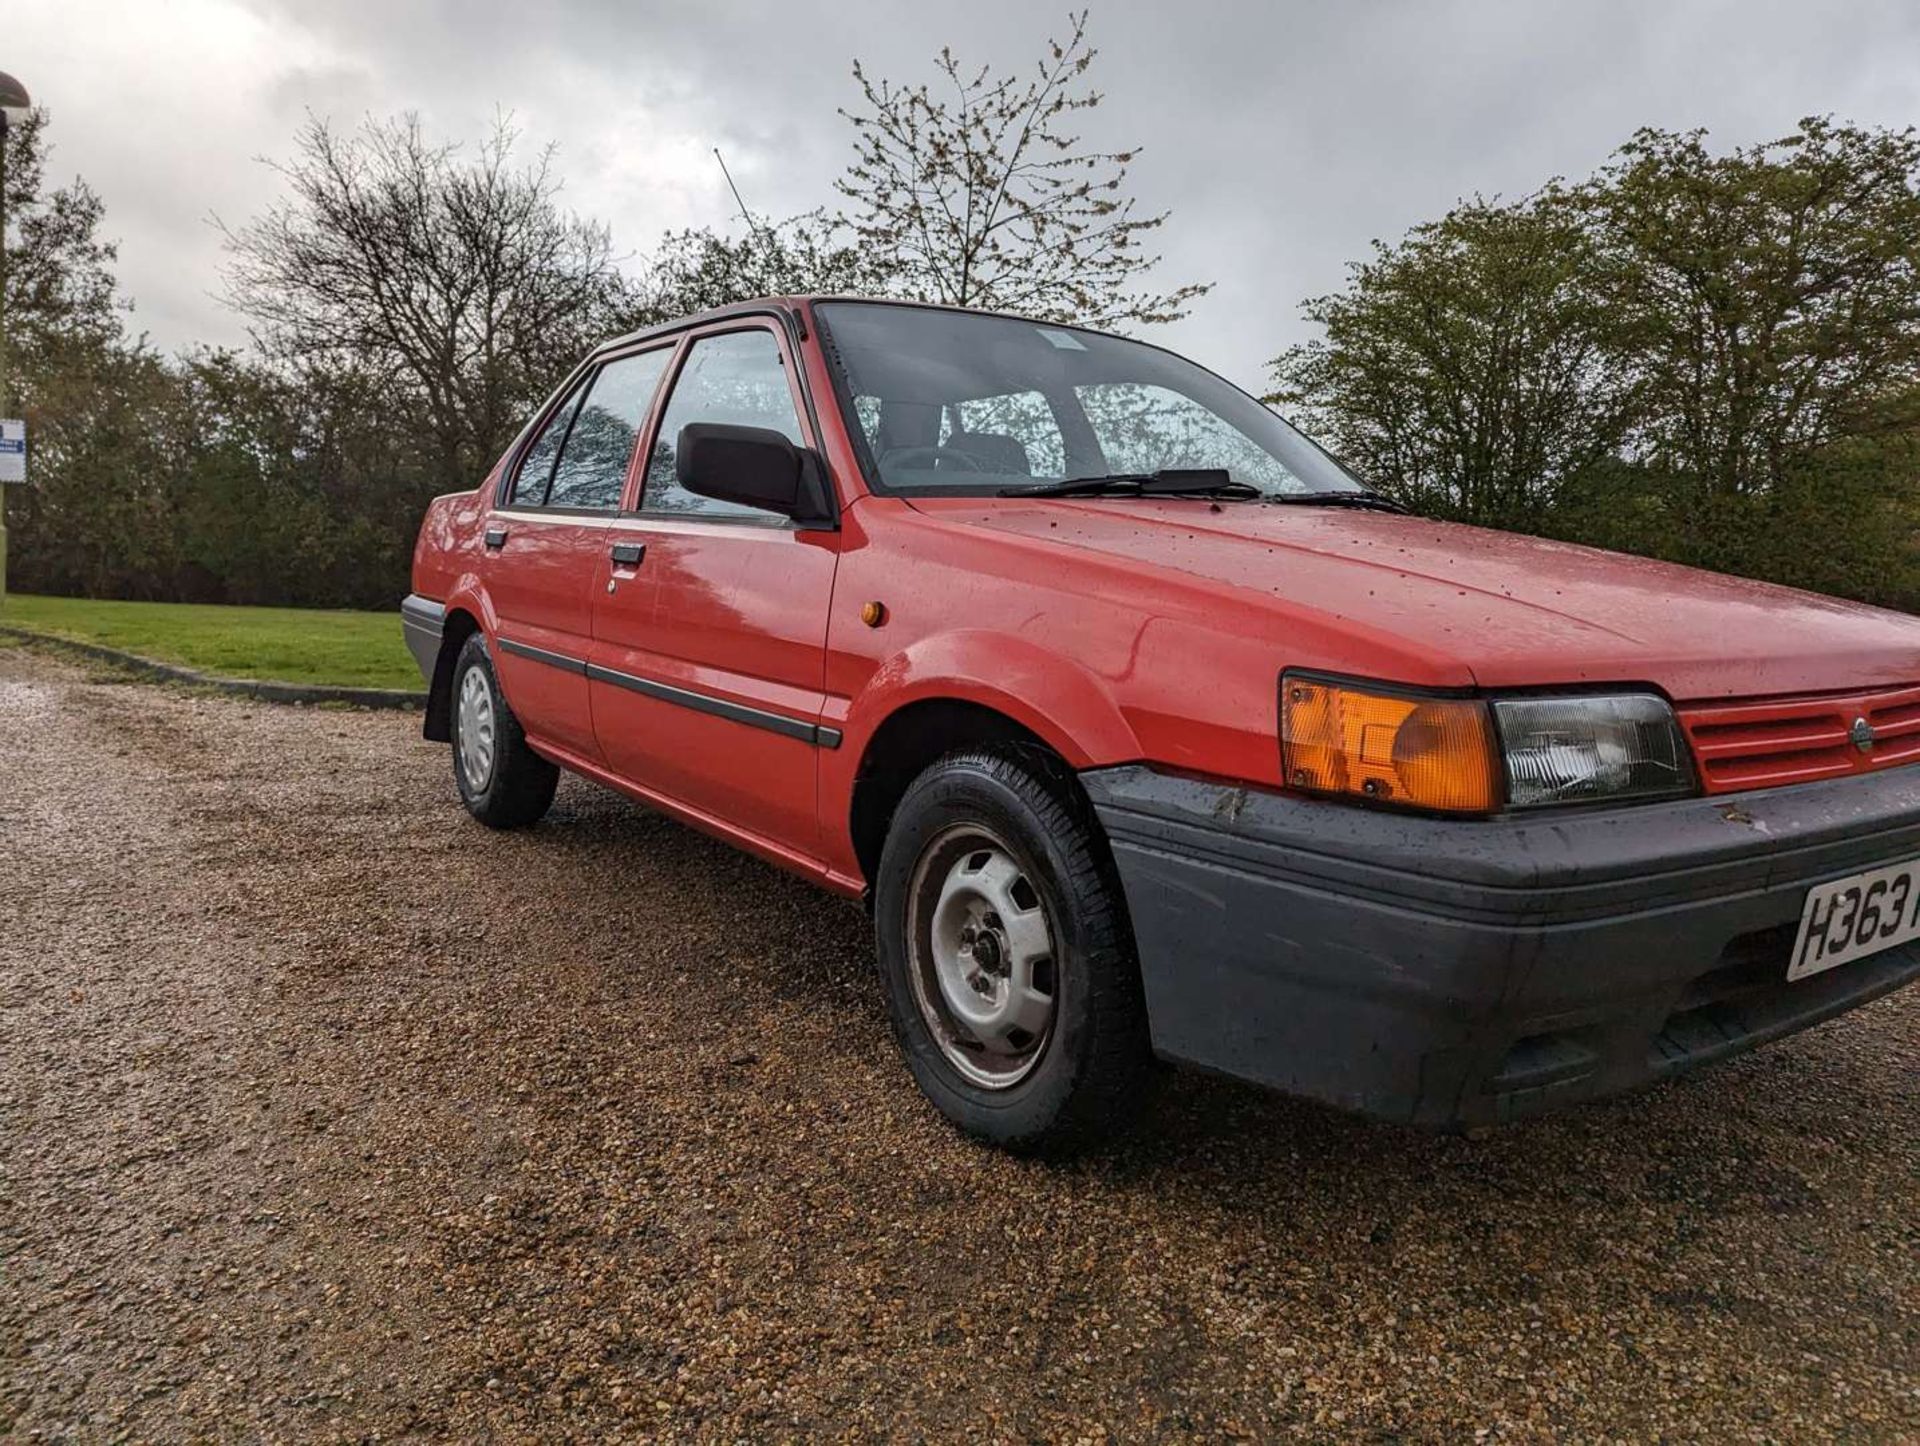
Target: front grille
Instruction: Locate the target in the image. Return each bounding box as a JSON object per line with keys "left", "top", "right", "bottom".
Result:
{"left": 1679, "top": 683, "right": 1920, "bottom": 793}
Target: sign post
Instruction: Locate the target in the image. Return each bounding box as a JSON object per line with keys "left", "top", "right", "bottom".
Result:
{"left": 0, "top": 78, "right": 27, "bottom": 605}
{"left": 0, "top": 422, "right": 18, "bottom": 603}
{"left": 0, "top": 86, "right": 18, "bottom": 603}
{"left": 0, "top": 421, "right": 16, "bottom": 603}
{"left": 0, "top": 108, "right": 8, "bottom": 604}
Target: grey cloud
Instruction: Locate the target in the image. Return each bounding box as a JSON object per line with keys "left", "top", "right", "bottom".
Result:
{"left": 18, "top": 0, "right": 1920, "bottom": 387}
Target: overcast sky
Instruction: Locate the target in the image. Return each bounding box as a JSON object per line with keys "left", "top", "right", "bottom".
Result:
{"left": 12, "top": 0, "right": 1920, "bottom": 388}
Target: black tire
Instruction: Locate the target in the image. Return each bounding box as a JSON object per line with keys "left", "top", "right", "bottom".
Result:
{"left": 873, "top": 745, "right": 1152, "bottom": 1152}
{"left": 449, "top": 632, "right": 558, "bottom": 829}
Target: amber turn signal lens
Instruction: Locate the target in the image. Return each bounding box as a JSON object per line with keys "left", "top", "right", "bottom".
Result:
{"left": 1282, "top": 676, "right": 1500, "bottom": 813}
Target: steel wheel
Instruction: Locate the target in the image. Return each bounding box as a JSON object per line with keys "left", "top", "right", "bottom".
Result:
{"left": 905, "top": 823, "right": 1059, "bottom": 1089}
{"left": 456, "top": 662, "right": 496, "bottom": 792}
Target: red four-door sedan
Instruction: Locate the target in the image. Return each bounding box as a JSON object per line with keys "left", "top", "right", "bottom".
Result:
{"left": 403, "top": 296, "right": 1920, "bottom": 1149}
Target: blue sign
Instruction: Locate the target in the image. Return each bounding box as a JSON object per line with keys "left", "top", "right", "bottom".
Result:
{"left": 0, "top": 419, "right": 23, "bottom": 483}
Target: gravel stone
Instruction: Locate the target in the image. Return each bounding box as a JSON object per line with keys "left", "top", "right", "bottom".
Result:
{"left": 1, "top": 642, "right": 1914, "bottom": 1440}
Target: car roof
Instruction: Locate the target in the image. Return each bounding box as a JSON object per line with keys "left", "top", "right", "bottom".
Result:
{"left": 594, "top": 295, "right": 1133, "bottom": 357}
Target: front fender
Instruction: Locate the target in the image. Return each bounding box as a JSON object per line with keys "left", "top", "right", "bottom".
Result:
{"left": 841, "top": 629, "right": 1142, "bottom": 769}
{"left": 813, "top": 629, "right": 1145, "bottom": 885}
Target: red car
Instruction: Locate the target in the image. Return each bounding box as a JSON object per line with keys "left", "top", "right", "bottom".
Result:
{"left": 404, "top": 297, "right": 1920, "bottom": 1149}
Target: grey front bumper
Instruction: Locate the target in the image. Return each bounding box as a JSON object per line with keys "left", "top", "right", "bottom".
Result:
{"left": 1085, "top": 765, "right": 1920, "bottom": 1127}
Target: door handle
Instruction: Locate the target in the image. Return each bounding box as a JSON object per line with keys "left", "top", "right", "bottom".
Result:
{"left": 484, "top": 526, "right": 509, "bottom": 549}
{"left": 610, "top": 542, "right": 646, "bottom": 567}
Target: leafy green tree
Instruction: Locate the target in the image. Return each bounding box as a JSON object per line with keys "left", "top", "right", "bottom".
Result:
{"left": 10, "top": 345, "right": 183, "bottom": 599}
{"left": 166, "top": 352, "right": 439, "bottom": 608}
{"left": 3, "top": 109, "right": 181, "bottom": 601}
{"left": 1271, "top": 118, "right": 1920, "bottom": 611}
{"left": 167, "top": 354, "right": 323, "bottom": 604}
{"left": 2, "top": 110, "right": 123, "bottom": 361}
{"left": 1569, "top": 118, "right": 1920, "bottom": 603}
{"left": 1269, "top": 196, "right": 1632, "bottom": 527}
{"left": 835, "top": 11, "right": 1208, "bottom": 328}
{"left": 1583, "top": 119, "right": 1920, "bottom": 496}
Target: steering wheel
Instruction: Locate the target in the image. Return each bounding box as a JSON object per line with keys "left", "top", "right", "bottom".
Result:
{"left": 882, "top": 445, "right": 987, "bottom": 474}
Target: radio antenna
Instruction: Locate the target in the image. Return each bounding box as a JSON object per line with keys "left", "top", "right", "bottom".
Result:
{"left": 713, "top": 147, "right": 758, "bottom": 232}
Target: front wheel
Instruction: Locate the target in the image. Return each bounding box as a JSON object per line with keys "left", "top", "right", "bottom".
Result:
{"left": 873, "top": 747, "right": 1152, "bottom": 1151}
{"left": 449, "top": 632, "right": 558, "bottom": 829}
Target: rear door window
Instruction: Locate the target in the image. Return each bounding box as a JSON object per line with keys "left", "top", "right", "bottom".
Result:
{"left": 547, "top": 349, "right": 672, "bottom": 510}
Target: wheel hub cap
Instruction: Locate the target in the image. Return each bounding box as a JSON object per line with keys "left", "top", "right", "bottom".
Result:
{"left": 457, "top": 665, "right": 496, "bottom": 791}
{"left": 907, "top": 826, "right": 1058, "bottom": 1089}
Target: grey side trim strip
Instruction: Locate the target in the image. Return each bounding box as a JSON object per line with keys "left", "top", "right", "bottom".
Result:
{"left": 496, "top": 637, "right": 588, "bottom": 676}
{"left": 495, "top": 634, "right": 840, "bottom": 748}
{"left": 586, "top": 661, "right": 841, "bottom": 747}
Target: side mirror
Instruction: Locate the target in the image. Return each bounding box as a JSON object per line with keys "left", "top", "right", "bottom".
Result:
{"left": 675, "top": 423, "right": 836, "bottom": 527}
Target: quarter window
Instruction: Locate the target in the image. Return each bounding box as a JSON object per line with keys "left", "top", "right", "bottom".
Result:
{"left": 509, "top": 380, "right": 585, "bottom": 507}
{"left": 644, "top": 330, "right": 806, "bottom": 519}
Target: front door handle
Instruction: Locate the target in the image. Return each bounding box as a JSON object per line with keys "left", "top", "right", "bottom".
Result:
{"left": 610, "top": 542, "right": 646, "bottom": 567}
{"left": 484, "top": 526, "right": 509, "bottom": 549}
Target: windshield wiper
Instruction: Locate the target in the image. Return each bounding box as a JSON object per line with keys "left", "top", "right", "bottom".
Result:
{"left": 1268, "top": 490, "right": 1409, "bottom": 513}
{"left": 999, "top": 469, "right": 1261, "bottom": 500}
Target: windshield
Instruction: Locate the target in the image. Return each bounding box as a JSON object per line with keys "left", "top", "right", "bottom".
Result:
{"left": 814, "top": 301, "right": 1366, "bottom": 498}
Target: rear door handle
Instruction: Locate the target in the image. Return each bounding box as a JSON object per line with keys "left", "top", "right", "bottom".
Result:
{"left": 484, "top": 526, "right": 509, "bottom": 549}
{"left": 610, "top": 542, "right": 646, "bottom": 567}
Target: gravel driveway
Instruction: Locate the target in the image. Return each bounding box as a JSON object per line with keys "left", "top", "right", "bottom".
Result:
{"left": 2, "top": 641, "right": 1915, "bottom": 1441}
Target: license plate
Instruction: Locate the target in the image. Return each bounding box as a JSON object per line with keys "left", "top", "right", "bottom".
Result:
{"left": 1788, "top": 859, "right": 1920, "bottom": 981}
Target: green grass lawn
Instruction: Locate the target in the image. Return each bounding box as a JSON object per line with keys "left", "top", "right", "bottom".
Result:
{"left": 0, "top": 593, "right": 421, "bottom": 690}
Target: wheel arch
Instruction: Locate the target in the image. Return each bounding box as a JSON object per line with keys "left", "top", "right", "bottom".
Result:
{"left": 423, "top": 606, "right": 483, "bottom": 742}
{"left": 839, "top": 632, "right": 1142, "bottom": 888}
{"left": 850, "top": 700, "right": 1050, "bottom": 885}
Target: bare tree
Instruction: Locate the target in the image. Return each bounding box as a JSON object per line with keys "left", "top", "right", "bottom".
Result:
{"left": 835, "top": 11, "right": 1209, "bottom": 328}
{"left": 219, "top": 114, "right": 638, "bottom": 487}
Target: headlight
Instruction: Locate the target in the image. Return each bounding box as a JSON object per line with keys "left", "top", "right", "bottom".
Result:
{"left": 1281, "top": 674, "right": 1694, "bottom": 814}
{"left": 1492, "top": 694, "right": 1692, "bottom": 808}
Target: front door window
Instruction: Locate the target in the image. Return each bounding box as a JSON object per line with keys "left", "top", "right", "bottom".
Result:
{"left": 643, "top": 330, "right": 806, "bottom": 520}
